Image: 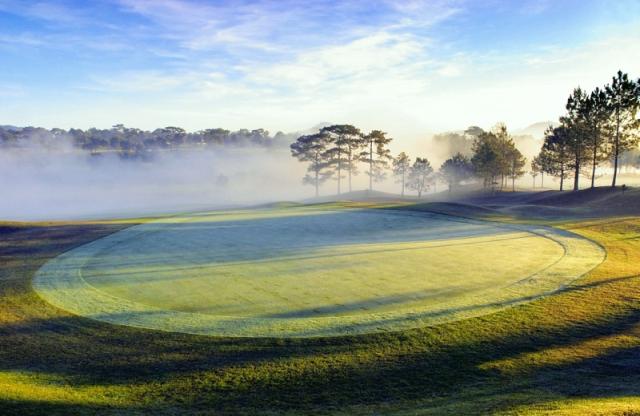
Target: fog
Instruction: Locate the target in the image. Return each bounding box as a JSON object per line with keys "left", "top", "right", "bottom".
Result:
{"left": 0, "top": 141, "right": 310, "bottom": 221}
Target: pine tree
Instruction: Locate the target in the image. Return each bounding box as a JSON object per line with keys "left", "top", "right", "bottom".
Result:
{"left": 392, "top": 152, "right": 411, "bottom": 197}
{"left": 407, "top": 157, "right": 434, "bottom": 198}
{"left": 361, "top": 130, "right": 392, "bottom": 191}
{"left": 290, "top": 132, "right": 333, "bottom": 197}
{"left": 606, "top": 71, "right": 640, "bottom": 187}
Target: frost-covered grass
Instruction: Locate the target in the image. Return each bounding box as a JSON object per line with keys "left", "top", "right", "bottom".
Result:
{"left": 2, "top": 201, "right": 640, "bottom": 415}
{"left": 33, "top": 205, "right": 602, "bottom": 337}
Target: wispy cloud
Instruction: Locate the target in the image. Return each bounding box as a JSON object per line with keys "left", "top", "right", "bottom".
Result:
{"left": 0, "top": 0, "right": 90, "bottom": 24}
{"left": 1, "top": 0, "right": 639, "bottom": 137}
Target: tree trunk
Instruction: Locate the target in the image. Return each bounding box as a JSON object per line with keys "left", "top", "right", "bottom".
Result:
{"left": 401, "top": 171, "right": 405, "bottom": 197}
{"left": 337, "top": 148, "right": 341, "bottom": 195}
{"left": 347, "top": 148, "right": 352, "bottom": 193}
{"left": 314, "top": 154, "right": 319, "bottom": 197}
{"left": 337, "top": 162, "right": 341, "bottom": 195}
{"left": 573, "top": 156, "right": 580, "bottom": 191}
{"left": 560, "top": 164, "right": 565, "bottom": 191}
{"left": 369, "top": 141, "right": 373, "bottom": 191}
{"left": 612, "top": 110, "right": 621, "bottom": 187}
{"left": 541, "top": 172, "right": 544, "bottom": 188}
{"left": 591, "top": 130, "right": 598, "bottom": 188}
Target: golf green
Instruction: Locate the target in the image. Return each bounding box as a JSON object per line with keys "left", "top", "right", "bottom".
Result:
{"left": 33, "top": 205, "right": 605, "bottom": 337}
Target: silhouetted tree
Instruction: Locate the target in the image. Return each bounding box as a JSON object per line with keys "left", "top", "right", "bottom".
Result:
{"left": 361, "top": 130, "right": 392, "bottom": 191}
{"left": 290, "top": 132, "right": 333, "bottom": 197}
{"left": 583, "top": 87, "right": 611, "bottom": 188}
{"left": 530, "top": 166, "right": 539, "bottom": 188}
{"left": 541, "top": 125, "right": 572, "bottom": 191}
{"left": 440, "top": 153, "right": 473, "bottom": 192}
{"left": 562, "top": 88, "right": 592, "bottom": 191}
{"left": 606, "top": 70, "right": 640, "bottom": 187}
{"left": 471, "top": 132, "right": 500, "bottom": 189}
{"left": 322, "top": 125, "right": 363, "bottom": 194}
{"left": 531, "top": 150, "right": 553, "bottom": 188}
{"left": 392, "top": 152, "right": 411, "bottom": 197}
{"left": 507, "top": 145, "right": 526, "bottom": 191}
{"left": 407, "top": 157, "right": 434, "bottom": 198}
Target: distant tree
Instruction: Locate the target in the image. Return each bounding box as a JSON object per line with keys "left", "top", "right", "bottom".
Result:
{"left": 322, "top": 125, "right": 363, "bottom": 194}
{"left": 606, "top": 70, "right": 640, "bottom": 187}
{"left": 583, "top": 87, "right": 611, "bottom": 188}
{"left": 530, "top": 167, "right": 539, "bottom": 188}
{"left": 407, "top": 157, "right": 434, "bottom": 198}
{"left": 492, "top": 123, "right": 517, "bottom": 189}
{"left": 562, "top": 88, "right": 592, "bottom": 191}
{"left": 469, "top": 124, "right": 523, "bottom": 190}
{"left": 541, "top": 125, "right": 572, "bottom": 191}
{"left": 290, "top": 132, "right": 333, "bottom": 197}
{"left": 531, "top": 149, "right": 554, "bottom": 188}
{"left": 392, "top": 152, "right": 411, "bottom": 197}
{"left": 471, "top": 132, "right": 500, "bottom": 189}
{"left": 432, "top": 131, "right": 474, "bottom": 158}
{"left": 464, "top": 126, "right": 485, "bottom": 138}
{"left": 440, "top": 153, "right": 474, "bottom": 192}
{"left": 507, "top": 146, "right": 526, "bottom": 191}
{"left": 361, "top": 130, "right": 392, "bottom": 191}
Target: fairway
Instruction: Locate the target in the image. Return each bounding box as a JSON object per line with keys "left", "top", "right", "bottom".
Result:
{"left": 34, "top": 205, "right": 605, "bottom": 337}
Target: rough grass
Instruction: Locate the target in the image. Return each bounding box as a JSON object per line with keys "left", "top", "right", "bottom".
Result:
{"left": 1, "top": 201, "right": 640, "bottom": 414}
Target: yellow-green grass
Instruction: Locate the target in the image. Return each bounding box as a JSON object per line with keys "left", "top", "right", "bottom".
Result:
{"left": 33, "top": 205, "right": 602, "bottom": 337}
{"left": 1, "top": 203, "right": 640, "bottom": 415}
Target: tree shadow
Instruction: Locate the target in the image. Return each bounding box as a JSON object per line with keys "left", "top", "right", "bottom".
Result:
{"left": 2, "top": 215, "right": 640, "bottom": 414}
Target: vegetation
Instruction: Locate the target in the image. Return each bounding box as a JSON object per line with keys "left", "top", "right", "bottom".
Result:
{"left": 291, "top": 70, "right": 639, "bottom": 197}
{"left": 290, "top": 133, "right": 333, "bottom": 197}
{"left": 34, "top": 204, "right": 601, "bottom": 337}
{"left": 2, "top": 191, "right": 640, "bottom": 414}
{"left": 406, "top": 158, "right": 434, "bottom": 198}
{"left": 471, "top": 124, "right": 526, "bottom": 190}
{"left": 361, "top": 130, "right": 393, "bottom": 191}
{"left": 392, "top": 152, "right": 411, "bottom": 197}
{"left": 535, "top": 70, "right": 640, "bottom": 190}
{"left": 439, "top": 153, "right": 474, "bottom": 192}
{"left": 0, "top": 125, "right": 290, "bottom": 158}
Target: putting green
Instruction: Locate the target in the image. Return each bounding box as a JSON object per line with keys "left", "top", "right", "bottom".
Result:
{"left": 33, "top": 205, "right": 605, "bottom": 337}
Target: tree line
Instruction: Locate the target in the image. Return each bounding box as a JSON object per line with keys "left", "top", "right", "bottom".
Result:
{"left": 290, "top": 123, "right": 528, "bottom": 197}
{"left": 532, "top": 71, "right": 640, "bottom": 190}
{"left": 292, "top": 70, "right": 640, "bottom": 197}
{"left": 0, "top": 124, "right": 290, "bottom": 158}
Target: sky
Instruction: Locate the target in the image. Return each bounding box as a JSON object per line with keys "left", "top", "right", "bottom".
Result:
{"left": 1, "top": 0, "right": 640, "bottom": 140}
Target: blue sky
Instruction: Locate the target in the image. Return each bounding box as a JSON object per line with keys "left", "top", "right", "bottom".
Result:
{"left": 1, "top": 0, "right": 639, "bottom": 140}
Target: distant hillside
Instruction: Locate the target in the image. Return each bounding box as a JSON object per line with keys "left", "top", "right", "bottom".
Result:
{"left": 516, "top": 121, "right": 559, "bottom": 139}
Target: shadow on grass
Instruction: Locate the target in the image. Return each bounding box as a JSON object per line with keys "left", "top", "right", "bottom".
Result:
{"left": 2, "top": 215, "right": 640, "bottom": 414}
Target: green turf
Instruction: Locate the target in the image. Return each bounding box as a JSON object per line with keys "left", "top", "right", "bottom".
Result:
{"left": 33, "top": 205, "right": 603, "bottom": 337}
{"left": 2, "top": 198, "right": 640, "bottom": 415}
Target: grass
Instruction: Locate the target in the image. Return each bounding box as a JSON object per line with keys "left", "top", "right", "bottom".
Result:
{"left": 33, "top": 205, "right": 602, "bottom": 337}
{"left": 1, "top": 200, "right": 640, "bottom": 414}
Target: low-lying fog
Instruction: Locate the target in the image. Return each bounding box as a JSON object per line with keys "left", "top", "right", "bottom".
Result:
{"left": 0, "top": 144, "right": 310, "bottom": 221}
